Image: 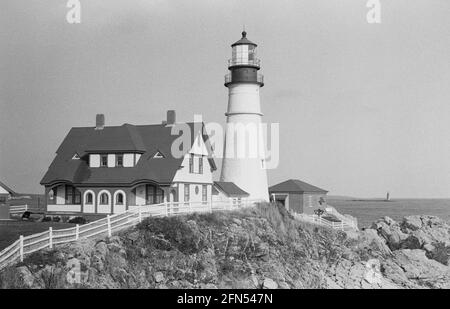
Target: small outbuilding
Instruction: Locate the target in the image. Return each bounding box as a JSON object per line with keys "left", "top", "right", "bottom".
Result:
{"left": 0, "top": 180, "right": 16, "bottom": 204}
{"left": 212, "top": 181, "right": 249, "bottom": 204}
{"left": 269, "top": 179, "right": 328, "bottom": 215}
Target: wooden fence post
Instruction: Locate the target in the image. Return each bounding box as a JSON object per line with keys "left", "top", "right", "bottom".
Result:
{"left": 25, "top": 204, "right": 28, "bottom": 212}
{"left": 49, "top": 227, "right": 53, "bottom": 249}
{"left": 75, "top": 224, "right": 79, "bottom": 240}
{"left": 165, "top": 202, "right": 168, "bottom": 216}
{"left": 107, "top": 215, "right": 112, "bottom": 237}
{"left": 138, "top": 207, "right": 142, "bottom": 222}
{"left": 19, "top": 235, "right": 24, "bottom": 262}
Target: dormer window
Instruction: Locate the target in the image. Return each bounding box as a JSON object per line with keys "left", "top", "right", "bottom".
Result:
{"left": 89, "top": 153, "right": 139, "bottom": 168}
{"left": 153, "top": 151, "right": 164, "bottom": 159}
{"left": 100, "top": 154, "right": 108, "bottom": 167}
{"left": 116, "top": 154, "right": 123, "bottom": 167}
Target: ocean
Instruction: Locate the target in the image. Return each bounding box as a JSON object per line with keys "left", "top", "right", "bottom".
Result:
{"left": 328, "top": 198, "right": 450, "bottom": 228}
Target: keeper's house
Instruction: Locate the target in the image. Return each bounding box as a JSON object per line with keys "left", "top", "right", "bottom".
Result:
{"left": 269, "top": 179, "right": 328, "bottom": 215}
{"left": 40, "top": 111, "right": 217, "bottom": 215}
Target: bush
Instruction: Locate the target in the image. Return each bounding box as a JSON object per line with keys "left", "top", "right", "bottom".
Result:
{"left": 21, "top": 211, "right": 32, "bottom": 220}
{"left": 68, "top": 217, "right": 87, "bottom": 224}
{"left": 428, "top": 242, "right": 450, "bottom": 265}
{"left": 41, "top": 216, "right": 52, "bottom": 222}
{"left": 52, "top": 216, "right": 61, "bottom": 222}
{"left": 137, "top": 216, "right": 206, "bottom": 254}
{"left": 61, "top": 216, "right": 70, "bottom": 223}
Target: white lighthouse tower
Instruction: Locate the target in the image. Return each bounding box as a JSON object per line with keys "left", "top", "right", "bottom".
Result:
{"left": 220, "top": 31, "right": 269, "bottom": 202}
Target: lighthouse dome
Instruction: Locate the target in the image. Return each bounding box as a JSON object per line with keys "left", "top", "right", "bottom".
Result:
{"left": 231, "top": 31, "right": 257, "bottom": 47}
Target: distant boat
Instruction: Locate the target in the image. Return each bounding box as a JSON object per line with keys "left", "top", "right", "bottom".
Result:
{"left": 385, "top": 192, "right": 390, "bottom": 201}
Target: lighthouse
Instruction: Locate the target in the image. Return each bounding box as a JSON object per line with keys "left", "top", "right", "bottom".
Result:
{"left": 220, "top": 31, "right": 269, "bottom": 202}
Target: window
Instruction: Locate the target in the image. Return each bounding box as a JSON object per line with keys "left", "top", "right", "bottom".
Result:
{"left": 184, "top": 185, "right": 190, "bottom": 203}
{"left": 72, "top": 153, "right": 80, "bottom": 160}
{"left": 116, "top": 193, "right": 124, "bottom": 205}
{"left": 146, "top": 185, "right": 155, "bottom": 204}
{"left": 100, "top": 154, "right": 108, "bottom": 167}
{"left": 48, "top": 188, "right": 56, "bottom": 201}
{"left": 156, "top": 188, "right": 164, "bottom": 204}
{"left": 202, "top": 185, "right": 207, "bottom": 204}
{"left": 189, "top": 154, "right": 194, "bottom": 173}
{"left": 65, "top": 186, "right": 81, "bottom": 204}
{"left": 153, "top": 151, "right": 164, "bottom": 159}
{"left": 116, "top": 154, "right": 123, "bottom": 167}
{"left": 199, "top": 156, "right": 203, "bottom": 174}
{"left": 85, "top": 192, "right": 93, "bottom": 205}
{"left": 100, "top": 192, "right": 109, "bottom": 205}
{"left": 308, "top": 195, "right": 313, "bottom": 207}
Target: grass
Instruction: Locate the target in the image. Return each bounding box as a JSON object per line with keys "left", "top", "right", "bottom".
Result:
{"left": 0, "top": 221, "right": 76, "bottom": 250}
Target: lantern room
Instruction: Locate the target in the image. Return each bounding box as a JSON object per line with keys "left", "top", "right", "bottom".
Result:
{"left": 225, "top": 31, "right": 264, "bottom": 87}
{"left": 228, "top": 31, "right": 260, "bottom": 68}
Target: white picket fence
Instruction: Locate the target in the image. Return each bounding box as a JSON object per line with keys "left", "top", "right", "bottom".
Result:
{"left": 9, "top": 204, "right": 28, "bottom": 215}
{"left": 0, "top": 199, "right": 259, "bottom": 271}
{"left": 292, "top": 212, "right": 358, "bottom": 231}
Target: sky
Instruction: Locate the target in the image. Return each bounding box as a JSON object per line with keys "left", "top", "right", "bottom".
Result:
{"left": 1, "top": 0, "right": 449, "bottom": 198}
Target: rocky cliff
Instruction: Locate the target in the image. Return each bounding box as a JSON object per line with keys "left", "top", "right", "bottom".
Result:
{"left": 0, "top": 203, "right": 449, "bottom": 289}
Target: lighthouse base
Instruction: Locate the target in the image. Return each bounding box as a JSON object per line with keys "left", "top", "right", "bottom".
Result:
{"left": 220, "top": 157, "right": 269, "bottom": 202}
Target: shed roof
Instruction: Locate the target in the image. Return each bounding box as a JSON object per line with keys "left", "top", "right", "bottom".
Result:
{"left": 214, "top": 181, "right": 249, "bottom": 197}
{"left": 269, "top": 179, "right": 328, "bottom": 194}
{"left": 0, "top": 181, "right": 16, "bottom": 195}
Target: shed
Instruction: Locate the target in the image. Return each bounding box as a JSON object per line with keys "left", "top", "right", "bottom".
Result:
{"left": 269, "top": 179, "right": 328, "bottom": 215}
{"left": 0, "top": 180, "right": 16, "bottom": 204}
{"left": 212, "top": 181, "right": 249, "bottom": 203}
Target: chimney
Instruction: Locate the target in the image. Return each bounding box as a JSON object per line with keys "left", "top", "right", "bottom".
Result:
{"left": 95, "top": 114, "right": 105, "bottom": 130}
{"left": 166, "top": 110, "right": 176, "bottom": 126}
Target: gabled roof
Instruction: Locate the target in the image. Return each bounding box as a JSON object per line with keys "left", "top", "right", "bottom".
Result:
{"left": 269, "top": 179, "right": 328, "bottom": 194}
{"left": 214, "top": 181, "right": 249, "bottom": 198}
{"left": 41, "top": 122, "right": 216, "bottom": 186}
{"left": 0, "top": 181, "right": 16, "bottom": 195}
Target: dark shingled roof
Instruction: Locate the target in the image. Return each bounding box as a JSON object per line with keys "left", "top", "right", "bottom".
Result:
{"left": 41, "top": 122, "right": 216, "bottom": 187}
{"left": 269, "top": 179, "right": 328, "bottom": 194}
{"left": 0, "top": 181, "right": 16, "bottom": 195}
{"left": 214, "top": 181, "right": 249, "bottom": 197}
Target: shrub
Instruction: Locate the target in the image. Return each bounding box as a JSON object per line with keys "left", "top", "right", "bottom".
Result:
{"left": 41, "top": 216, "right": 52, "bottom": 222}
{"left": 0, "top": 268, "right": 27, "bottom": 289}
{"left": 68, "top": 217, "right": 87, "bottom": 224}
{"left": 21, "top": 211, "right": 31, "bottom": 220}
{"left": 428, "top": 242, "right": 450, "bottom": 265}
{"left": 137, "top": 216, "right": 205, "bottom": 254}
{"left": 52, "top": 216, "right": 61, "bottom": 222}
{"left": 61, "top": 216, "right": 70, "bottom": 223}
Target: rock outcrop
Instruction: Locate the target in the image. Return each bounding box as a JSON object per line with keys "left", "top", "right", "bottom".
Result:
{"left": 0, "top": 205, "right": 448, "bottom": 289}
